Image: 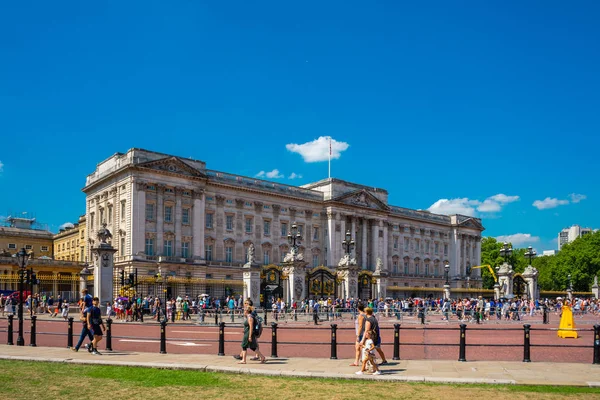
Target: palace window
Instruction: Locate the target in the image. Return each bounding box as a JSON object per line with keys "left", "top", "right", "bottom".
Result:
{"left": 393, "top": 236, "right": 398, "bottom": 250}
{"left": 120, "top": 201, "right": 126, "bottom": 221}
{"left": 182, "top": 242, "right": 190, "bottom": 258}
{"left": 164, "top": 206, "right": 173, "bottom": 223}
{"left": 225, "top": 246, "right": 233, "bottom": 263}
{"left": 245, "top": 217, "right": 253, "bottom": 233}
{"left": 263, "top": 220, "right": 271, "bottom": 236}
{"left": 313, "top": 227, "right": 319, "bottom": 240}
{"left": 145, "top": 239, "right": 154, "bottom": 256}
{"left": 313, "top": 254, "right": 319, "bottom": 267}
{"left": 444, "top": 244, "right": 449, "bottom": 256}
{"left": 281, "top": 222, "right": 288, "bottom": 237}
{"left": 25, "top": 244, "right": 32, "bottom": 250}
{"left": 263, "top": 250, "right": 270, "bottom": 265}
{"left": 206, "top": 213, "right": 214, "bottom": 229}
{"left": 182, "top": 208, "right": 190, "bottom": 225}
{"left": 434, "top": 242, "right": 439, "bottom": 255}
{"left": 425, "top": 263, "right": 429, "bottom": 275}
{"left": 163, "top": 240, "right": 173, "bottom": 257}
{"left": 393, "top": 260, "right": 398, "bottom": 274}
{"left": 41, "top": 246, "right": 49, "bottom": 252}
{"left": 404, "top": 237, "right": 409, "bottom": 251}
{"left": 425, "top": 240, "right": 430, "bottom": 253}
{"left": 146, "top": 203, "right": 155, "bottom": 221}
{"left": 205, "top": 245, "right": 213, "bottom": 261}
{"left": 404, "top": 261, "right": 409, "bottom": 274}
{"left": 108, "top": 205, "right": 113, "bottom": 224}
{"left": 226, "top": 215, "right": 234, "bottom": 230}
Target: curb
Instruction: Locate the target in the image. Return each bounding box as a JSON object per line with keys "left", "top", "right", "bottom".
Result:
{"left": 0, "top": 354, "right": 518, "bottom": 385}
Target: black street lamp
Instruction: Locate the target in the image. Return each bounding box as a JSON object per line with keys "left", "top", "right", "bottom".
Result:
{"left": 499, "top": 242, "right": 513, "bottom": 263}
{"left": 15, "top": 248, "right": 30, "bottom": 346}
{"left": 444, "top": 263, "right": 450, "bottom": 286}
{"left": 524, "top": 246, "right": 537, "bottom": 266}
{"left": 342, "top": 230, "right": 355, "bottom": 256}
{"left": 287, "top": 222, "right": 302, "bottom": 251}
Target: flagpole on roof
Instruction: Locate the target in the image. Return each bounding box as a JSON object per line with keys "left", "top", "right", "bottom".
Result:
{"left": 328, "top": 136, "right": 331, "bottom": 180}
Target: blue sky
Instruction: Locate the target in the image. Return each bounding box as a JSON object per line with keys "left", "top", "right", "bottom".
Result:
{"left": 0, "top": 1, "right": 598, "bottom": 252}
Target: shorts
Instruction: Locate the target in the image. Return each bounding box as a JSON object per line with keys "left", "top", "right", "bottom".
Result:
{"left": 91, "top": 325, "right": 103, "bottom": 336}
{"left": 374, "top": 336, "right": 381, "bottom": 348}
{"left": 357, "top": 334, "right": 363, "bottom": 343}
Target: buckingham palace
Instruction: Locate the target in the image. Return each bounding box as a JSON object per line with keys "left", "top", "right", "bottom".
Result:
{"left": 83, "top": 148, "right": 484, "bottom": 302}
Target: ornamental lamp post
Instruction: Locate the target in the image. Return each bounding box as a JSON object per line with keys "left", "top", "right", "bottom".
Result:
{"left": 499, "top": 242, "right": 513, "bottom": 264}
{"left": 524, "top": 246, "right": 537, "bottom": 266}
{"left": 342, "top": 230, "right": 355, "bottom": 256}
{"left": 15, "top": 248, "right": 30, "bottom": 346}
{"left": 287, "top": 222, "right": 302, "bottom": 251}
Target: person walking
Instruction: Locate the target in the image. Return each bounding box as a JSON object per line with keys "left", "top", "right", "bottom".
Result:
{"left": 87, "top": 297, "right": 105, "bottom": 355}
{"left": 349, "top": 303, "right": 367, "bottom": 367}
{"left": 362, "top": 307, "right": 388, "bottom": 365}
{"left": 71, "top": 300, "right": 93, "bottom": 353}
{"left": 237, "top": 305, "right": 266, "bottom": 364}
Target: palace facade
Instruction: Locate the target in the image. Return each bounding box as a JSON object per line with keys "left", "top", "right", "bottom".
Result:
{"left": 83, "top": 148, "right": 484, "bottom": 300}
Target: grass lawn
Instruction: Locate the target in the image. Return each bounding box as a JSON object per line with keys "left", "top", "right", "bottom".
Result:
{"left": 0, "top": 360, "right": 599, "bottom": 400}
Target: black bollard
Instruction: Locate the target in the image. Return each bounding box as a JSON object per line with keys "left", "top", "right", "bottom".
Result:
{"left": 458, "top": 324, "right": 467, "bottom": 362}
{"left": 593, "top": 325, "right": 600, "bottom": 365}
{"left": 393, "top": 323, "right": 400, "bottom": 360}
{"left": 420, "top": 308, "right": 425, "bottom": 325}
{"left": 218, "top": 322, "right": 225, "bottom": 356}
{"left": 200, "top": 309, "right": 205, "bottom": 323}
{"left": 106, "top": 318, "right": 113, "bottom": 351}
{"left": 330, "top": 324, "right": 338, "bottom": 359}
{"left": 294, "top": 310, "right": 297, "bottom": 321}
{"left": 523, "top": 324, "right": 531, "bottom": 362}
{"left": 271, "top": 322, "right": 278, "bottom": 358}
{"left": 543, "top": 306, "right": 549, "bottom": 324}
{"left": 67, "top": 317, "right": 74, "bottom": 348}
{"left": 215, "top": 311, "right": 219, "bottom": 326}
{"left": 160, "top": 320, "right": 167, "bottom": 354}
{"left": 29, "top": 315, "right": 37, "bottom": 347}
{"left": 264, "top": 308, "right": 268, "bottom": 325}
{"left": 7, "top": 315, "right": 14, "bottom": 345}
{"left": 231, "top": 311, "right": 234, "bottom": 323}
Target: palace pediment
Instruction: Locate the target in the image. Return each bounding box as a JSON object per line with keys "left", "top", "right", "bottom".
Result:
{"left": 457, "top": 217, "right": 485, "bottom": 231}
{"left": 332, "top": 189, "right": 390, "bottom": 211}
{"left": 137, "top": 157, "right": 206, "bottom": 179}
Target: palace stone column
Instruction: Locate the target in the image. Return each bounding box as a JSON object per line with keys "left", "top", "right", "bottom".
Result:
{"left": 92, "top": 225, "right": 118, "bottom": 304}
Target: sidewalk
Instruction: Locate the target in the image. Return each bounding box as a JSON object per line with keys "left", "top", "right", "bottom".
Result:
{"left": 0, "top": 344, "right": 599, "bottom": 387}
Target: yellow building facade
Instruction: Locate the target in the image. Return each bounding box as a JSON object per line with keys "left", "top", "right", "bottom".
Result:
{"left": 53, "top": 215, "right": 87, "bottom": 262}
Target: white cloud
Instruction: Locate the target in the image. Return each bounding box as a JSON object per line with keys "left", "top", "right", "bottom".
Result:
{"left": 495, "top": 233, "right": 540, "bottom": 247}
{"left": 569, "top": 193, "right": 586, "bottom": 203}
{"left": 427, "top": 198, "right": 480, "bottom": 216}
{"left": 255, "top": 169, "right": 283, "bottom": 179}
{"left": 532, "top": 197, "right": 569, "bottom": 210}
{"left": 265, "top": 169, "right": 283, "bottom": 179}
{"left": 59, "top": 222, "right": 74, "bottom": 230}
{"left": 288, "top": 172, "right": 303, "bottom": 180}
{"left": 427, "top": 193, "right": 519, "bottom": 216}
{"left": 0, "top": 160, "right": 3, "bottom": 173}
{"left": 286, "top": 136, "right": 350, "bottom": 162}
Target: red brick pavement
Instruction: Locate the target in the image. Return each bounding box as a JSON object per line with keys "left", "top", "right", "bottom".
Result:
{"left": 0, "top": 315, "right": 597, "bottom": 363}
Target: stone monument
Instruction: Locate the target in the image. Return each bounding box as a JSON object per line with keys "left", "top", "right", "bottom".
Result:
{"left": 372, "top": 257, "right": 388, "bottom": 299}
{"left": 496, "top": 262, "right": 514, "bottom": 298}
{"left": 521, "top": 265, "right": 539, "bottom": 300}
{"left": 336, "top": 252, "right": 359, "bottom": 299}
{"left": 92, "top": 224, "right": 117, "bottom": 304}
{"left": 282, "top": 244, "right": 308, "bottom": 304}
{"left": 242, "top": 244, "right": 261, "bottom": 306}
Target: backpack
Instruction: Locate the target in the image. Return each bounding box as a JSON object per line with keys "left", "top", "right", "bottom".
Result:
{"left": 253, "top": 314, "right": 264, "bottom": 338}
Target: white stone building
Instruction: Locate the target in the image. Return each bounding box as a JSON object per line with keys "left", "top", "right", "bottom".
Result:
{"left": 83, "top": 148, "right": 484, "bottom": 300}
{"left": 558, "top": 225, "right": 595, "bottom": 250}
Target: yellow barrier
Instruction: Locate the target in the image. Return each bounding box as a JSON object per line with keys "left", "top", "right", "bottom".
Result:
{"left": 557, "top": 305, "right": 578, "bottom": 339}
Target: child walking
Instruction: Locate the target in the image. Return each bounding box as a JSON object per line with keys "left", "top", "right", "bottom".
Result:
{"left": 356, "top": 330, "right": 381, "bottom": 375}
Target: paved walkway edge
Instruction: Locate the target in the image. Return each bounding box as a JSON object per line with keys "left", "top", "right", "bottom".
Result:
{"left": 0, "top": 354, "right": 518, "bottom": 385}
